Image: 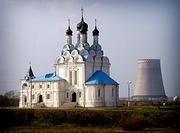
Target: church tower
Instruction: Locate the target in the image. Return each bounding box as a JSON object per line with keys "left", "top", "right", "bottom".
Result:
{"left": 76, "top": 8, "right": 89, "bottom": 50}
{"left": 62, "top": 19, "right": 74, "bottom": 52}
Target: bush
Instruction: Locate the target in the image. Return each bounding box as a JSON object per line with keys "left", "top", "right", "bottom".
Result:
{"left": 0, "top": 108, "right": 179, "bottom": 131}
{"left": 0, "top": 95, "right": 19, "bottom": 107}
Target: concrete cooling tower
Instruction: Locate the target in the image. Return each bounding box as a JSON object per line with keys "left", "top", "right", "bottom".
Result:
{"left": 133, "top": 59, "right": 167, "bottom": 101}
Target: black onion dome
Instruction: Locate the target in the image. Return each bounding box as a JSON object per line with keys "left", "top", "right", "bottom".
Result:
{"left": 77, "top": 21, "right": 82, "bottom": 30}
{"left": 77, "top": 17, "right": 88, "bottom": 33}
{"left": 93, "top": 26, "right": 99, "bottom": 36}
{"left": 80, "top": 21, "right": 88, "bottom": 33}
{"left": 66, "top": 26, "right": 72, "bottom": 35}
{"left": 77, "top": 17, "right": 83, "bottom": 30}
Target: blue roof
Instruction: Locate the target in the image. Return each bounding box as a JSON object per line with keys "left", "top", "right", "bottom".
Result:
{"left": 32, "top": 73, "right": 64, "bottom": 82}
{"left": 85, "top": 70, "right": 119, "bottom": 85}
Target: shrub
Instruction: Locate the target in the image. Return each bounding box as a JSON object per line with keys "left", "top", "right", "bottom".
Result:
{"left": 0, "top": 108, "right": 179, "bottom": 131}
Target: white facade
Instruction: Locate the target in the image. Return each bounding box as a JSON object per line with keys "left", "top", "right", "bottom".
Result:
{"left": 19, "top": 79, "right": 67, "bottom": 108}
{"left": 19, "top": 13, "right": 119, "bottom": 108}
{"left": 85, "top": 85, "right": 119, "bottom": 107}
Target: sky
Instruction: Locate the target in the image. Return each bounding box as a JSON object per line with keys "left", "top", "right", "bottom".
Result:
{"left": 0, "top": 0, "right": 180, "bottom": 97}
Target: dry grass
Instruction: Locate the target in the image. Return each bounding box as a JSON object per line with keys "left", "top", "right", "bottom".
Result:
{"left": 0, "top": 106, "right": 180, "bottom": 132}
{"left": 4, "top": 124, "right": 123, "bottom": 133}
{"left": 3, "top": 124, "right": 180, "bottom": 133}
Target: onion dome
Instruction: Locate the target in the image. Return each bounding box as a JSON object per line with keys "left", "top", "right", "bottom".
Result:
{"left": 77, "top": 8, "right": 88, "bottom": 33}
{"left": 77, "top": 17, "right": 83, "bottom": 30}
{"left": 80, "top": 21, "right": 88, "bottom": 33}
{"left": 66, "top": 19, "right": 72, "bottom": 35}
{"left": 77, "top": 17, "right": 88, "bottom": 33}
{"left": 93, "top": 26, "right": 99, "bottom": 36}
{"left": 93, "top": 19, "right": 99, "bottom": 36}
{"left": 66, "top": 26, "right": 72, "bottom": 35}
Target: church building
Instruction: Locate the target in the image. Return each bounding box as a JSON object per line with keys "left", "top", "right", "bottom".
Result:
{"left": 19, "top": 10, "right": 119, "bottom": 108}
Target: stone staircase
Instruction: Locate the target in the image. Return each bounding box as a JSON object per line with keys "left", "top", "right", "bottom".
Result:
{"left": 61, "top": 102, "right": 77, "bottom": 108}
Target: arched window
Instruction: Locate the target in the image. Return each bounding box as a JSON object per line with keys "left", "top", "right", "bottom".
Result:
{"left": 67, "top": 92, "right": 69, "bottom": 98}
{"left": 39, "top": 84, "right": 42, "bottom": 88}
{"left": 22, "top": 83, "right": 27, "bottom": 89}
{"left": 69, "top": 71, "right": 72, "bottom": 85}
{"left": 47, "top": 94, "right": 50, "bottom": 99}
{"left": 112, "top": 88, "right": 115, "bottom": 97}
{"left": 47, "top": 84, "right": 50, "bottom": 88}
{"left": 32, "top": 94, "right": 35, "bottom": 99}
{"left": 98, "top": 89, "right": 100, "bottom": 97}
{"left": 79, "top": 91, "right": 81, "bottom": 98}
{"left": 23, "top": 83, "right": 27, "bottom": 87}
{"left": 74, "top": 71, "right": 78, "bottom": 85}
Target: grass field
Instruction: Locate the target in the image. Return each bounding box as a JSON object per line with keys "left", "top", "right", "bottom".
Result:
{"left": 4, "top": 124, "right": 180, "bottom": 133}
{"left": 0, "top": 106, "right": 180, "bottom": 132}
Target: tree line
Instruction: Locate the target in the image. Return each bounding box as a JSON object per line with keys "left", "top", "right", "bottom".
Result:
{"left": 0, "top": 90, "right": 19, "bottom": 107}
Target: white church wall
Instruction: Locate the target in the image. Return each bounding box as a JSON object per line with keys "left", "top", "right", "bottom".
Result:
{"left": 93, "top": 56, "right": 102, "bottom": 73}
{"left": 19, "top": 80, "right": 67, "bottom": 108}
{"left": 104, "top": 85, "right": 117, "bottom": 106}
{"left": 58, "top": 67, "right": 66, "bottom": 79}
{"left": 84, "top": 84, "right": 118, "bottom": 107}
{"left": 85, "top": 85, "right": 105, "bottom": 107}
{"left": 85, "top": 62, "right": 94, "bottom": 80}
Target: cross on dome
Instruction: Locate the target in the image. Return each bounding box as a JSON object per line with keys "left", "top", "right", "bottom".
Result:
{"left": 95, "top": 19, "right": 97, "bottom": 27}
{"left": 68, "top": 19, "right": 70, "bottom": 27}
{"left": 81, "top": 7, "right": 84, "bottom": 18}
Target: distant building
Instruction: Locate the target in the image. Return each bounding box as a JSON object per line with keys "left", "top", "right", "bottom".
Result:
{"left": 133, "top": 59, "right": 167, "bottom": 101}
{"left": 19, "top": 10, "right": 119, "bottom": 108}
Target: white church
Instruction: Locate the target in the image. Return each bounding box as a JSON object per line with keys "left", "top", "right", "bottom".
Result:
{"left": 19, "top": 10, "right": 119, "bottom": 108}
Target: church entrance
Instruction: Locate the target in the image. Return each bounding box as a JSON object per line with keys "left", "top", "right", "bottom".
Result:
{"left": 72, "top": 92, "right": 76, "bottom": 102}
{"left": 38, "top": 95, "right": 43, "bottom": 103}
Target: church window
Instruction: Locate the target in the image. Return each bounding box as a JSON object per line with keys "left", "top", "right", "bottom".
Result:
{"left": 32, "top": 85, "right": 34, "bottom": 89}
{"left": 112, "top": 88, "right": 115, "bottom": 97}
{"left": 47, "top": 84, "right": 50, "bottom": 88}
{"left": 22, "top": 83, "right": 27, "bottom": 89}
{"left": 39, "top": 84, "right": 42, "bottom": 88}
{"left": 67, "top": 92, "right": 69, "bottom": 98}
{"left": 74, "top": 71, "right": 78, "bottom": 85}
{"left": 79, "top": 92, "right": 81, "bottom": 98}
{"left": 32, "top": 94, "right": 35, "bottom": 99}
{"left": 24, "top": 96, "right": 27, "bottom": 104}
{"left": 69, "top": 71, "right": 72, "bottom": 85}
{"left": 98, "top": 89, "right": 100, "bottom": 97}
{"left": 23, "top": 83, "right": 27, "bottom": 87}
{"left": 47, "top": 94, "right": 50, "bottom": 99}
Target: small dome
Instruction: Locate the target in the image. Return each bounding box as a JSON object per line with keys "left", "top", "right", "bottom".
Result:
{"left": 92, "top": 26, "right": 99, "bottom": 36}
{"left": 80, "top": 22, "right": 88, "bottom": 33}
{"left": 77, "top": 19, "right": 82, "bottom": 30}
{"left": 66, "top": 26, "right": 72, "bottom": 35}
{"left": 77, "top": 17, "right": 88, "bottom": 33}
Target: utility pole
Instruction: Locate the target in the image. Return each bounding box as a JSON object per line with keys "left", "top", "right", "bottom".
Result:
{"left": 30, "top": 77, "right": 32, "bottom": 108}
{"left": 127, "top": 81, "right": 131, "bottom": 107}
